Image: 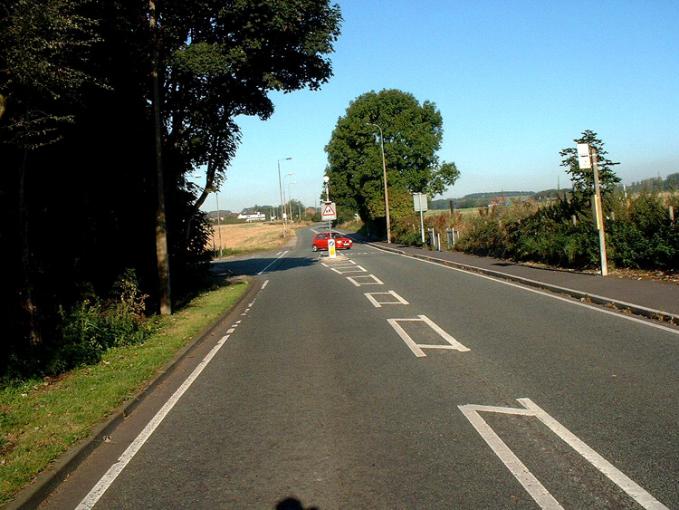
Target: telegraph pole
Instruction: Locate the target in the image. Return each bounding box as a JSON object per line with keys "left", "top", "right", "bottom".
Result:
{"left": 577, "top": 143, "right": 608, "bottom": 276}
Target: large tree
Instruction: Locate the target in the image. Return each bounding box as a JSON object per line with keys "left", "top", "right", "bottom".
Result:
{"left": 324, "top": 89, "right": 459, "bottom": 232}
{"left": 0, "top": 0, "right": 342, "bottom": 375}
{"left": 559, "top": 130, "right": 620, "bottom": 202}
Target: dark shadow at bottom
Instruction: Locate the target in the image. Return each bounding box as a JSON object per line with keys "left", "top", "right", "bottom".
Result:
{"left": 276, "top": 496, "right": 319, "bottom": 510}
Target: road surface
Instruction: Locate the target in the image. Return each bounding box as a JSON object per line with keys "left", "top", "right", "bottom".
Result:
{"left": 42, "top": 226, "right": 679, "bottom": 509}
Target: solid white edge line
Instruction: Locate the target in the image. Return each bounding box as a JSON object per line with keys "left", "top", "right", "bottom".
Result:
{"left": 76, "top": 334, "right": 232, "bottom": 509}
{"left": 367, "top": 245, "right": 679, "bottom": 336}
{"left": 257, "top": 250, "right": 288, "bottom": 275}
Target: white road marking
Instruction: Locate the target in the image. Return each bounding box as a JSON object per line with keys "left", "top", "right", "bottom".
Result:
{"left": 387, "top": 315, "right": 470, "bottom": 357}
{"left": 257, "top": 250, "right": 288, "bottom": 275}
{"left": 261, "top": 280, "right": 269, "bottom": 289}
{"left": 76, "top": 334, "right": 233, "bottom": 509}
{"left": 331, "top": 265, "right": 367, "bottom": 275}
{"left": 367, "top": 245, "right": 679, "bottom": 336}
{"left": 235, "top": 321, "right": 241, "bottom": 324}
{"left": 226, "top": 328, "right": 235, "bottom": 334}
{"left": 364, "top": 290, "right": 410, "bottom": 308}
{"left": 346, "top": 274, "right": 384, "bottom": 286}
{"left": 459, "top": 398, "right": 668, "bottom": 510}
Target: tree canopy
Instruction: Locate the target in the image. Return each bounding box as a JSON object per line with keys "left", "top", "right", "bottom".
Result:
{"left": 324, "top": 89, "right": 459, "bottom": 229}
{"left": 560, "top": 130, "right": 620, "bottom": 202}
{"left": 0, "top": 0, "right": 342, "bottom": 377}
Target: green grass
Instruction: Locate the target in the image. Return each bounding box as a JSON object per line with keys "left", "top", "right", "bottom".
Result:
{"left": 0, "top": 281, "right": 249, "bottom": 504}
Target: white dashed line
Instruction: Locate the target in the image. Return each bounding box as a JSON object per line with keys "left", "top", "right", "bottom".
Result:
{"left": 261, "top": 280, "right": 269, "bottom": 289}
{"left": 257, "top": 251, "right": 288, "bottom": 275}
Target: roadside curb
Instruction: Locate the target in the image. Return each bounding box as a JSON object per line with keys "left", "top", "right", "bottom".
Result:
{"left": 369, "top": 243, "right": 679, "bottom": 327}
{"left": 7, "top": 278, "right": 258, "bottom": 510}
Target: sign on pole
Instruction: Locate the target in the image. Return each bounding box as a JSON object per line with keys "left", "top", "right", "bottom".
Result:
{"left": 576, "top": 143, "right": 591, "bottom": 170}
{"left": 413, "top": 193, "right": 428, "bottom": 212}
{"left": 413, "top": 193, "right": 428, "bottom": 243}
{"left": 327, "top": 238, "right": 336, "bottom": 258}
{"left": 321, "top": 201, "right": 337, "bottom": 221}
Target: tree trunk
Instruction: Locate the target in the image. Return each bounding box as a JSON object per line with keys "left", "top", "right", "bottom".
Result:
{"left": 18, "top": 150, "right": 42, "bottom": 346}
{"left": 150, "top": 0, "right": 171, "bottom": 315}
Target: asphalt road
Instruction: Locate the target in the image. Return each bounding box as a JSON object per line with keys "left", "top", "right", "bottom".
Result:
{"left": 41, "top": 226, "right": 679, "bottom": 509}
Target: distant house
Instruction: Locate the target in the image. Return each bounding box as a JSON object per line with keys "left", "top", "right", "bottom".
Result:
{"left": 237, "top": 212, "right": 266, "bottom": 222}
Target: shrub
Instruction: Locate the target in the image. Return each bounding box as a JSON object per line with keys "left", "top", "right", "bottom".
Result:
{"left": 49, "top": 270, "right": 152, "bottom": 374}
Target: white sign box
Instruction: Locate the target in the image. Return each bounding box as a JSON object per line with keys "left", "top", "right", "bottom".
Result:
{"left": 413, "top": 193, "right": 428, "bottom": 212}
{"left": 577, "top": 143, "right": 591, "bottom": 169}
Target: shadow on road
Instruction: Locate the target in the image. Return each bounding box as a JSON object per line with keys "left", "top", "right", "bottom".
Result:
{"left": 276, "top": 496, "right": 319, "bottom": 510}
{"left": 211, "top": 256, "right": 318, "bottom": 277}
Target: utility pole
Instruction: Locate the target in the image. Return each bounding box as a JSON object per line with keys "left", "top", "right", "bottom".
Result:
{"left": 577, "top": 143, "right": 608, "bottom": 276}
{"left": 367, "top": 122, "right": 391, "bottom": 243}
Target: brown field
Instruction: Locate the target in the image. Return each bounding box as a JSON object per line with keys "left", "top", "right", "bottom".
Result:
{"left": 207, "top": 222, "right": 303, "bottom": 253}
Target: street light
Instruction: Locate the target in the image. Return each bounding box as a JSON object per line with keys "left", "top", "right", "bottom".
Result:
{"left": 367, "top": 122, "right": 391, "bottom": 243}
{"left": 277, "top": 157, "right": 292, "bottom": 237}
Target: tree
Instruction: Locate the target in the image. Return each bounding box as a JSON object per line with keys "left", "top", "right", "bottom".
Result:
{"left": 0, "top": 0, "right": 101, "bottom": 347}
{"left": 559, "top": 130, "right": 620, "bottom": 202}
{"left": 324, "top": 89, "right": 459, "bottom": 230}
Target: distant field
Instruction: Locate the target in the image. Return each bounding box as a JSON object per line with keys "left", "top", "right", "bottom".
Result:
{"left": 426, "top": 207, "right": 479, "bottom": 217}
{"left": 207, "top": 222, "right": 300, "bottom": 254}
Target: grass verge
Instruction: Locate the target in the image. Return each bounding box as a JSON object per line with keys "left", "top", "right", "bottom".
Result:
{"left": 0, "top": 280, "right": 249, "bottom": 504}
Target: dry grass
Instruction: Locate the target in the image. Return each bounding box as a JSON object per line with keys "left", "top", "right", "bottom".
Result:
{"left": 207, "top": 222, "right": 304, "bottom": 253}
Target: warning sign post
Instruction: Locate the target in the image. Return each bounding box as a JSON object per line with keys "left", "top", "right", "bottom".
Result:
{"left": 321, "top": 202, "right": 337, "bottom": 221}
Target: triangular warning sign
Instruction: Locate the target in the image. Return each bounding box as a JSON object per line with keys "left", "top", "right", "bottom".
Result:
{"left": 322, "top": 203, "right": 335, "bottom": 215}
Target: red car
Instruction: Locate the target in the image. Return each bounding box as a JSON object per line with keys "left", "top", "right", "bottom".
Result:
{"left": 312, "top": 231, "right": 353, "bottom": 252}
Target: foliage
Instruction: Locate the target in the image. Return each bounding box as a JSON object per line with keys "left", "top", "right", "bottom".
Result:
{"left": 440, "top": 192, "right": 678, "bottom": 271}
{"left": 324, "top": 89, "right": 459, "bottom": 237}
{"left": 0, "top": 281, "right": 248, "bottom": 505}
{"left": 1, "top": 1, "right": 342, "bottom": 379}
{"left": 559, "top": 130, "right": 620, "bottom": 203}
{"left": 49, "top": 270, "right": 153, "bottom": 374}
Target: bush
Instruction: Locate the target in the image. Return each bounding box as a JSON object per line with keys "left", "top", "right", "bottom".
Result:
{"left": 49, "top": 270, "right": 152, "bottom": 374}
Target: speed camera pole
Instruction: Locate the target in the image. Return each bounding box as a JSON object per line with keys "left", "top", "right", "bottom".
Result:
{"left": 577, "top": 143, "right": 608, "bottom": 276}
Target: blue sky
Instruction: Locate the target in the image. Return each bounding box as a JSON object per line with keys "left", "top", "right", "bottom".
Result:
{"left": 195, "top": 0, "right": 679, "bottom": 212}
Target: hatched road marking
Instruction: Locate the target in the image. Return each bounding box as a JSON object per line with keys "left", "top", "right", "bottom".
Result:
{"left": 387, "top": 315, "right": 470, "bottom": 357}
{"left": 459, "top": 398, "right": 668, "bottom": 510}
{"left": 347, "top": 274, "right": 384, "bottom": 287}
{"left": 364, "top": 290, "right": 410, "bottom": 308}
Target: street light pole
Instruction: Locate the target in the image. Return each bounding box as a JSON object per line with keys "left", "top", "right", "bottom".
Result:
{"left": 277, "top": 157, "right": 291, "bottom": 237}
{"left": 367, "top": 122, "right": 391, "bottom": 243}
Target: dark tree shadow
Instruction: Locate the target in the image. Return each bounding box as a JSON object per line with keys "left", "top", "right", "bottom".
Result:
{"left": 276, "top": 496, "right": 319, "bottom": 510}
